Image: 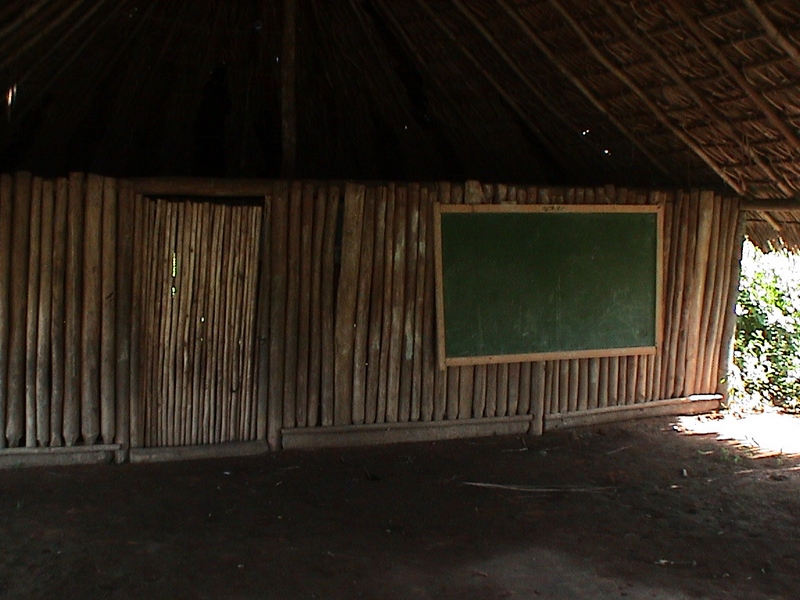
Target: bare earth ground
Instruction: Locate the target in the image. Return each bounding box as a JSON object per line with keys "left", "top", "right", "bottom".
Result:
{"left": 1, "top": 414, "right": 799, "bottom": 599}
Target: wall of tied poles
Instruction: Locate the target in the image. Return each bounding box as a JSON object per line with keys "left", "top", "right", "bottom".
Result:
{"left": 0, "top": 173, "right": 743, "bottom": 453}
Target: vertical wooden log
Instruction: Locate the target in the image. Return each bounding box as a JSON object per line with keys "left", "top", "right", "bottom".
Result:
{"left": 283, "top": 183, "right": 303, "bottom": 428}
{"left": 674, "top": 192, "right": 700, "bottom": 397}
{"left": 141, "top": 200, "right": 160, "bottom": 446}
{"left": 587, "top": 359, "right": 600, "bottom": 409}
{"left": 35, "top": 181, "right": 54, "bottom": 446}
{"left": 577, "top": 359, "right": 589, "bottom": 411}
{"left": 256, "top": 193, "right": 272, "bottom": 439}
{"left": 24, "top": 178, "right": 42, "bottom": 447}
{"left": 365, "top": 188, "right": 387, "bottom": 424}
{"left": 191, "top": 204, "right": 213, "bottom": 444}
{"left": 626, "top": 355, "right": 638, "bottom": 404}
{"left": 506, "top": 362, "right": 520, "bottom": 417}
{"left": 376, "top": 185, "right": 396, "bottom": 424}
{"left": 101, "top": 178, "right": 117, "bottom": 444}
{"left": 661, "top": 193, "right": 684, "bottom": 399}
{"left": 0, "top": 175, "right": 11, "bottom": 448}
{"left": 485, "top": 364, "right": 498, "bottom": 418}
{"left": 386, "top": 186, "right": 407, "bottom": 423}
{"left": 129, "top": 196, "right": 146, "bottom": 447}
{"left": 411, "top": 187, "right": 428, "bottom": 423}
{"left": 518, "top": 362, "right": 532, "bottom": 416}
{"left": 280, "top": 0, "right": 297, "bottom": 178}
{"left": 334, "top": 183, "right": 365, "bottom": 426}
{"left": 7, "top": 173, "right": 31, "bottom": 447}
{"left": 567, "top": 359, "right": 579, "bottom": 412}
{"left": 173, "top": 204, "right": 193, "bottom": 444}
{"left": 531, "top": 361, "right": 545, "bottom": 435}
{"left": 243, "top": 208, "right": 263, "bottom": 439}
{"left": 598, "top": 358, "right": 609, "bottom": 408}
{"left": 696, "top": 194, "right": 723, "bottom": 392}
{"left": 433, "top": 183, "right": 450, "bottom": 422}
{"left": 307, "top": 187, "right": 326, "bottom": 427}
{"left": 545, "top": 361, "right": 557, "bottom": 415}
{"left": 607, "top": 356, "right": 619, "bottom": 406}
{"left": 295, "top": 184, "right": 315, "bottom": 427}
{"left": 495, "top": 362, "right": 509, "bottom": 417}
{"left": 420, "top": 188, "right": 437, "bottom": 422}
{"left": 472, "top": 363, "right": 487, "bottom": 418}
{"left": 617, "top": 356, "right": 628, "bottom": 405}
{"left": 320, "top": 187, "right": 340, "bottom": 427}
{"left": 115, "top": 183, "right": 134, "bottom": 449}
{"left": 268, "top": 184, "right": 289, "bottom": 446}
{"left": 702, "top": 197, "right": 731, "bottom": 391}
{"left": 398, "top": 185, "right": 419, "bottom": 422}
{"left": 716, "top": 204, "right": 746, "bottom": 398}
{"left": 352, "top": 188, "right": 376, "bottom": 425}
{"left": 81, "top": 175, "right": 103, "bottom": 444}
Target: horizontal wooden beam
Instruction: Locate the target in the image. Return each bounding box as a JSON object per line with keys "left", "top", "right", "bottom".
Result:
{"left": 742, "top": 199, "right": 800, "bottom": 212}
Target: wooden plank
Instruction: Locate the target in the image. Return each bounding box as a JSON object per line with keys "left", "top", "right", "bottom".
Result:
{"left": 307, "top": 186, "right": 325, "bottom": 427}
{"left": 295, "top": 184, "right": 315, "bottom": 427}
{"left": 35, "top": 181, "right": 54, "bottom": 446}
{"left": 48, "top": 179, "right": 67, "bottom": 446}
{"left": 545, "top": 361, "right": 557, "bottom": 415}
{"left": 283, "top": 183, "right": 303, "bottom": 428}
{"left": 577, "top": 359, "right": 589, "bottom": 412}
{"left": 268, "top": 185, "right": 289, "bottom": 444}
{"left": 472, "top": 362, "right": 487, "bottom": 418}
{"left": 334, "top": 183, "right": 365, "bottom": 426}
{"left": 138, "top": 199, "right": 156, "bottom": 446}
{"left": 618, "top": 356, "right": 628, "bottom": 405}
{"left": 376, "top": 185, "right": 396, "bottom": 424}
{"left": 386, "top": 186, "right": 408, "bottom": 423}
{"left": 588, "top": 359, "right": 600, "bottom": 409}
{"left": 7, "top": 173, "right": 32, "bottom": 447}
{"left": 598, "top": 357, "right": 609, "bottom": 408}
{"left": 24, "top": 177, "right": 43, "bottom": 447}
{"left": 352, "top": 187, "right": 376, "bottom": 425}
{"left": 0, "top": 175, "right": 12, "bottom": 448}
{"left": 115, "top": 183, "right": 134, "bottom": 448}
{"left": 365, "top": 187, "right": 388, "bottom": 424}
{"left": 256, "top": 191, "right": 272, "bottom": 440}
{"left": 531, "top": 361, "right": 545, "bottom": 434}
{"left": 129, "top": 195, "right": 145, "bottom": 448}
{"left": 81, "top": 175, "right": 103, "bottom": 444}
{"left": 100, "top": 178, "right": 117, "bottom": 444}
{"left": 607, "top": 356, "right": 619, "bottom": 406}
{"left": 399, "top": 184, "right": 420, "bottom": 422}
{"left": 320, "top": 186, "right": 340, "bottom": 428}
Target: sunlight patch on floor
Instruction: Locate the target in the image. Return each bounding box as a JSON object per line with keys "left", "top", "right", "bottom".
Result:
{"left": 676, "top": 410, "right": 800, "bottom": 457}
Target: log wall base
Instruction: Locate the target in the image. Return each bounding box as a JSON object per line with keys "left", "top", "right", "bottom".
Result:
{"left": 0, "top": 444, "right": 121, "bottom": 468}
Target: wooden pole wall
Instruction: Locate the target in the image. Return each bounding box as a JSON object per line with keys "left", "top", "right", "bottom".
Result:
{"left": 0, "top": 173, "right": 742, "bottom": 453}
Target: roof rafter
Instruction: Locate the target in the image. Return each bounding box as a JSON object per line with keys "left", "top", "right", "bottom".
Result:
{"left": 545, "top": 0, "right": 744, "bottom": 195}
{"left": 664, "top": 0, "right": 800, "bottom": 158}
{"left": 742, "top": 0, "right": 800, "bottom": 72}
{"left": 495, "top": 0, "right": 675, "bottom": 182}
{"left": 597, "top": 0, "right": 794, "bottom": 198}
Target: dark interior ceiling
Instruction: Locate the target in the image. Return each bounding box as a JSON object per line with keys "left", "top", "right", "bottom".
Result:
{"left": 2, "top": 1, "right": 800, "bottom": 211}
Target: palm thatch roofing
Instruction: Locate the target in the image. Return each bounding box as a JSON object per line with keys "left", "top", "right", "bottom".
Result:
{"left": 2, "top": 0, "right": 800, "bottom": 248}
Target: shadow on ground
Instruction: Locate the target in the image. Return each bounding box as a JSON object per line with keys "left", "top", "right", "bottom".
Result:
{"left": 1, "top": 416, "right": 798, "bottom": 599}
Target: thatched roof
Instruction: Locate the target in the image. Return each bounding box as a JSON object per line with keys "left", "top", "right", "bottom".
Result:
{"left": 2, "top": 1, "right": 800, "bottom": 246}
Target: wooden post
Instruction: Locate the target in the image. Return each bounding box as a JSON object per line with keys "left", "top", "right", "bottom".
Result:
{"left": 7, "top": 173, "right": 32, "bottom": 447}
{"left": 399, "top": 184, "right": 420, "bottom": 422}
{"left": 386, "top": 186, "right": 407, "bottom": 423}
{"left": 307, "top": 187, "right": 326, "bottom": 427}
{"left": 419, "top": 188, "right": 436, "bottom": 422}
{"left": 717, "top": 203, "right": 746, "bottom": 398}
{"left": 0, "top": 175, "right": 12, "bottom": 448}
{"left": 295, "top": 184, "right": 315, "bottom": 427}
{"left": 280, "top": 0, "right": 297, "bottom": 178}
{"left": 377, "top": 185, "right": 396, "bottom": 424}
{"left": 352, "top": 187, "right": 376, "bottom": 425}
{"left": 268, "top": 185, "right": 289, "bottom": 447}
{"left": 129, "top": 195, "right": 146, "bottom": 448}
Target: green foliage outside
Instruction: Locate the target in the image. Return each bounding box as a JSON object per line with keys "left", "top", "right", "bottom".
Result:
{"left": 731, "top": 240, "right": 800, "bottom": 412}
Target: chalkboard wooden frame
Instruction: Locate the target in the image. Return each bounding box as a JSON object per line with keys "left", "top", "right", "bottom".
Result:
{"left": 434, "top": 203, "right": 663, "bottom": 369}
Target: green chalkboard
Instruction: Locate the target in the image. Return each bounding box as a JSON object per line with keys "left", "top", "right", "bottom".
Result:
{"left": 434, "top": 204, "right": 662, "bottom": 366}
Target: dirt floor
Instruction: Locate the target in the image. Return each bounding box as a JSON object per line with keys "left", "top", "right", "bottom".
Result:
{"left": 1, "top": 415, "right": 799, "bottom": 600}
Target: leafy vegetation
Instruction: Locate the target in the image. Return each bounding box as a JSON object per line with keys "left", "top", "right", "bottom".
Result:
{"left": 731, "top": 241, "right": 800, "bottom": 412}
